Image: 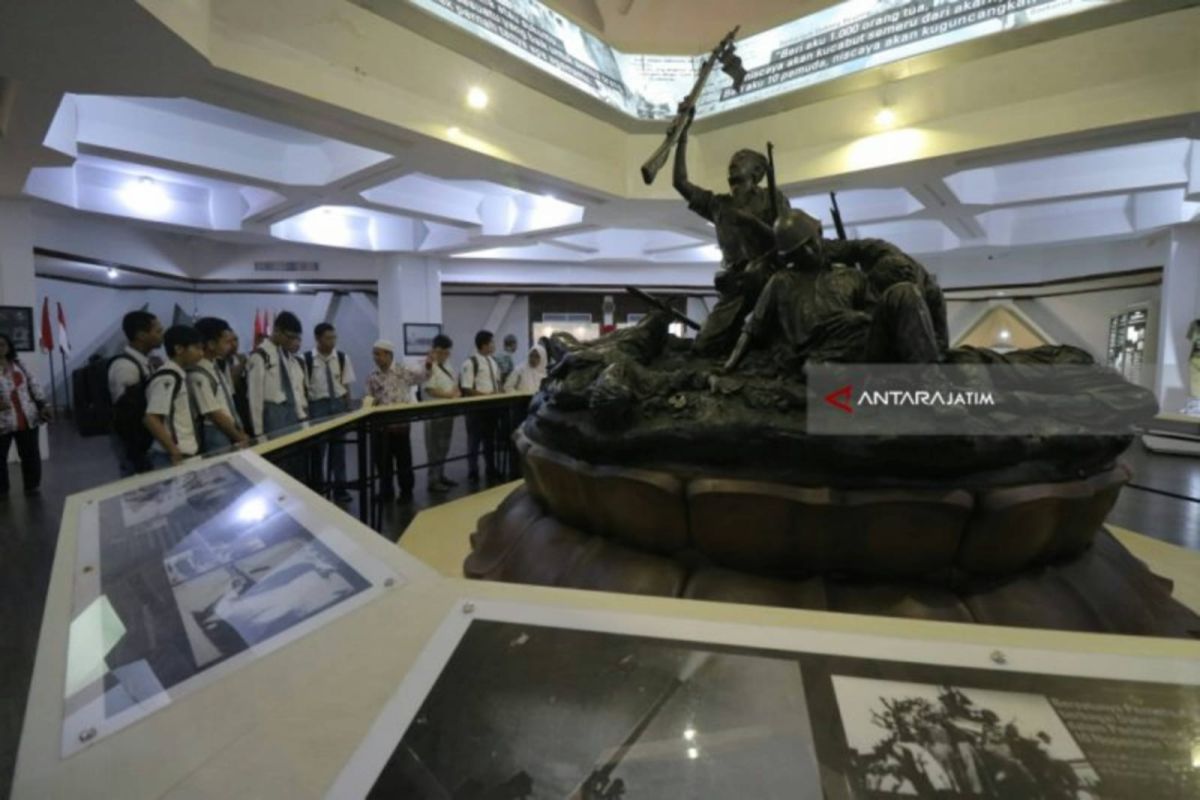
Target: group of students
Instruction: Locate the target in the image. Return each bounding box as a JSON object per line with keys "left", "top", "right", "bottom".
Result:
{"left": 107, "top": 309, "right": 547, "bottom": 502}
{"left": 368, "top": 329, "right": 546, "bottom": 500}
{"left": 108, "top": 311, "right": 358, "bottom": 493}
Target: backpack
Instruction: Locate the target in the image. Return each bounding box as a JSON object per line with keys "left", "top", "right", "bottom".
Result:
{"left": 110, "top": 354, "right": 153, "bottom": 457}
{"left": 303, "top": 350, "right": 346, "bottom": 384}
{"left": 146, "top": 368, "right": 202, "bottom": 452}
{"left": 73, "top": 355, "right": 114, "bottom": 436}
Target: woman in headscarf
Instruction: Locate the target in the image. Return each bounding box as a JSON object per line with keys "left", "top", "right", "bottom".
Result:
{"left": 504, "top": 344, "right": 547, "bottom": 393}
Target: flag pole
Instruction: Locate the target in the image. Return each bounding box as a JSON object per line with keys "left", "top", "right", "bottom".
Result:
{"left": 47, "top": 350, "right": 59, "bottom": 413}
{"left": 39, "top": 298, "right": 58, "bottom": 412}
{"left": 60, "top": 349, "right": 71, "bottom": 415}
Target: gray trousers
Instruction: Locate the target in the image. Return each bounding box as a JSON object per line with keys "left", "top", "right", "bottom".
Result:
{"left": 424, "top": 416, "right": 454, "bottom": 483}
{"left": 309, "top": 396, "right": 348, "bottom": 491}
{"left": 262, "top": 401, "right": 300, "bottom": 435}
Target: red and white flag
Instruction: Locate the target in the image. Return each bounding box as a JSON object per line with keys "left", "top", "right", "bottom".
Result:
{"left": 253, "top": 309, "right": 263, "bottom": 340}
{"left": 56, "top": 302, "right": 71, "bottom": 356}
{"left": 39, "top": 298, "right": 54, "bottom": 353}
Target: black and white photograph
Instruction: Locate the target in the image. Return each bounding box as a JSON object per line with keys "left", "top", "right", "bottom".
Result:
{"left": 831, "top": 676, "right": 1100, "bottom": 799}
{"left": 72, "top": 459, "right": 378, "bottom": 722}
{"left": 403, "top": 322, "right": 442, "bottom": 355}
{"left": 0, "top": 305, "right": 35, "bottom": 351}
{"left": 366, "top": 620, "right": 823, "bottom": 799}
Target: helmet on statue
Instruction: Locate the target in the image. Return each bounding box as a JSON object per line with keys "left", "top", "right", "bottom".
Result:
{"left": 774, "top": 209, "right": 823, "bottom": 262}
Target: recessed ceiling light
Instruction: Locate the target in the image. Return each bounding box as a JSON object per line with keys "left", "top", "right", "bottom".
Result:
{"left": 466, "top": 86, "right": 489, "bottom": 110}
{"left": 683, "top": 728, "right": 697, "bottom": 741}
{"left": 998, "top": 328, "right": 1011, "bottom": 341}
{"left": 287, "top": 281, "right": 298, "bottom": 293}
{"left": 106, "top": 267, "right": 119, "bottom": 279}
{"left": 687, "top": 747, "right": 699, "bottom": 760}
{"left": 121, "top": 176, "right": 170, "bottom": 216}
{"left": 874, "top": 107, "right": 897, "bottom": 128}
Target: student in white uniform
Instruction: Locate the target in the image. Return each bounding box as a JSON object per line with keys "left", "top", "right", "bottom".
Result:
{"left": 422, "top": 334, "right": 460, "bottom": 492}
{"left": 305, "top": 322, "right": 356, "bottom": 503}
{"left": 144, "top": 325, "right": 204, "bottom": 469}
{"left": 190, "top": 317, "right": 248, "bottom": 453}
{"left": 246, "top": 311, "right": 304, "bottom": 437}
{"left": 108, "top": 310, "right": 164, "bottom": 475}
{"left": 286, "top": 335, "right": 309, "bottom": 422}
{"left": 459, "top": 329, "right": 502, "bottom": 482}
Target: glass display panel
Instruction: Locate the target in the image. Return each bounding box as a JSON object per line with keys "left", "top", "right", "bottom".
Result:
{"left": 62, "top": 452, "right": 398, "bottom": 756}
{"left": 333, "top": 606, "right": 1200, "bottom": 799}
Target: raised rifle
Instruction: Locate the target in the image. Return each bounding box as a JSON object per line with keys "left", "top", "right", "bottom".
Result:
{"left": 640, "top": 26, "right": 746, "bottom": 185}
{"left": 830, "top": 191, "right": 847, "bottom": 241}
{"left": 625, "top": 286, "right": 701, "bottom": 330}
{"left": 766, "top": 141, "right": 778, "bottom": 221}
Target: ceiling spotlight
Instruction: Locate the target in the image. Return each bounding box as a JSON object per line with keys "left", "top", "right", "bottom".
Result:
{"left": 683, "top": 728, "right": 697, "bottom": 742}
{"left": 874, "top": 107, "right": 897, "bottom": 128}
{"left": 287, "top": 281, "right": 298, "bottom": 293}
{"left": 121, "top": 175, "right": 170, "bottom": 216}
{"left": 998, "top": 328, "right": 1011, "bottom": 341}
{"left": 687, "top": 747, "right": 699, "bottom": 760}
{"left": 466, "top": 86, "right": 489, "bottom": 110}
{"left": 106, "top": 267, "right": 119, "bottom": 279}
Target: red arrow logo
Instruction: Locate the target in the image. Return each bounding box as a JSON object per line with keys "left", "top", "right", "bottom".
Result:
{"left": 825, "top": 384, "right": 854, "bottom": 414}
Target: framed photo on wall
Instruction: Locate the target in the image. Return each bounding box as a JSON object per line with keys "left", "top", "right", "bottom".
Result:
{"left": 403, "top": 323, "right": 442, "bottom": 356}
{"left": 0, "top": 306, "right": 35, "bottom": 352}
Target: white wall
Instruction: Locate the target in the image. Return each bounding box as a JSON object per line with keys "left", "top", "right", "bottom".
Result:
{"left": 441, "top": 294, "right": 530, "bottom": 366}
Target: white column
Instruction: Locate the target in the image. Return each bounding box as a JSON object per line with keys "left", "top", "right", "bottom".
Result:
{"left": 1154, "top": 224, "right": 1200, "bottom": 412}
{"left": 378, "top": 256, "right": 442, "bottom": 360}
{"left": 0, "top": 200, "right": 50, "bottom": 458}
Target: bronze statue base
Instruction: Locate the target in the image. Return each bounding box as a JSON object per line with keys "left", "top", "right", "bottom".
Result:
{"left": 464, "top": 440, "right": 1200, "bottom": 638}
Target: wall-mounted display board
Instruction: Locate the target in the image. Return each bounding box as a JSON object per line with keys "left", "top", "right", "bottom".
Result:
{"left": 408, "top": 0, "right": 1126, "bottom": 120}
{"left": 1107, "top": 307, "right": 1148, "bottom": 384}
{"left": 0, "top": 305, "right": 35, "bottom": 351}
{"left": 332, "top": 600, "right": 1200, "bottom": 799}
{"left": 61, "top": 453, "right": 398, "bottom": 757}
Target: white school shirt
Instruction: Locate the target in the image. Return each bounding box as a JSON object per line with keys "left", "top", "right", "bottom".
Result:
{"left": 189, "top": 358, "right": 241, "bottom": 430}
{"left": 246, "top": 343, "right": 298, "bottom": 436}
{"left": 107, "top": 345, "right": 152, "bottom": 403}
{"left": 145, "top": 360, "right": 199, "bottom": 456}
{"left": 459, "top": 353, "right": 501, "bottom": 395}
{"left": 306, "top": 349, "right": 355, "bottom": 401}
{"left": 424, "top": 361, "right": 458, "bottom": 399}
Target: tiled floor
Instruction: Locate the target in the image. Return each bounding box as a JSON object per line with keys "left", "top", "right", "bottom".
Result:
{"left": 0, "top": 425, "right": 1197, "bottom": 796}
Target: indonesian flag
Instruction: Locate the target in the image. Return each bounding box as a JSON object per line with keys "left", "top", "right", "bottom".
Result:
{"left": 39, "top": 298, "right": 54, "bottom": 352}
{"left": 56, "top": 302, "right": 71, "bottom": 356}
{"left": 253, "top": 309, "right": 263, "bottom": 340}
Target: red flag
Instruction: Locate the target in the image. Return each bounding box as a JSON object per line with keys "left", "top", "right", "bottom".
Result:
{"left": 39, "top": 298, "right": 54, "bottom": 352}
{"left": 253, "top": 309, "right": 262, "bottom": 340}
{"left": 56, "top": 302, "right": 71, "bottom": 356}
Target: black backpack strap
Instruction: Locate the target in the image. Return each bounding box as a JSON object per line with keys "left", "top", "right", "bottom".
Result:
{"left": 471, "top": 355, "right": 480, "bottom": 391}
{"left": 337, "top": 350, "right": 346, "bottom": 374}
{"left": 304, "top": 351, "right": 314, "bottom": 378}
{"left": 108, "top": 353, "right": 148, "bottom": 386}
{"left": 251, "top": 347, "right": 272, "bottom": 369}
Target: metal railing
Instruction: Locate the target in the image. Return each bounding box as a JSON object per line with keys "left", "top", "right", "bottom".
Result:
{"left": 207, "top": 394, "right": 534, "bottom": 535}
